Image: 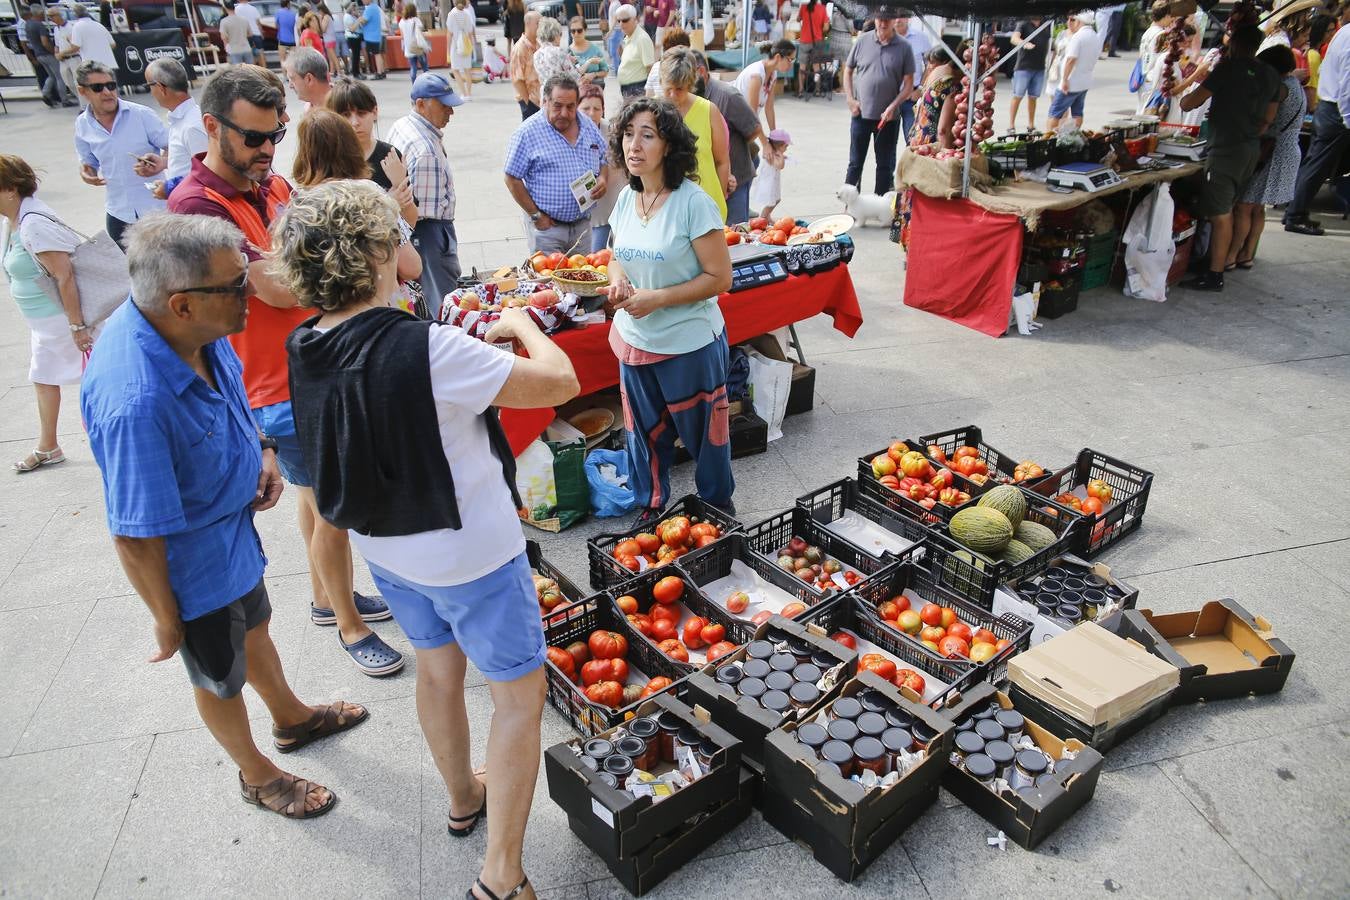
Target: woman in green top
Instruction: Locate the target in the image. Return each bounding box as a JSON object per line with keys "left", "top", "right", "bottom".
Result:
{"left": 1, "top": 155, "right": 94, "bottom": 473}
{"left": 604, "top": 98, "right": 735, "bottom": 523}
{"left": 569, "top": 16, "right": 609, "bottom": 87}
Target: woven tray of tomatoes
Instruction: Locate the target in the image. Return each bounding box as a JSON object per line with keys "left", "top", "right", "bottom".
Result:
{"left": 586, "top": 494, "right": 742, "bottom": 590}
{"left": 858, "top": 440, "right": 992, "bottom": 526}
{"left": 610, "top": 566, "right": 745, "bottom": 671}
{"left": 1028, "top": 448, "right": 1155, "bottom": 557}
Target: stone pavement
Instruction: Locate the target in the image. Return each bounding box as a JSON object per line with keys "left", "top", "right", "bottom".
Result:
{"left": 1, "top": 53, "right": 1349, "bottom": 900}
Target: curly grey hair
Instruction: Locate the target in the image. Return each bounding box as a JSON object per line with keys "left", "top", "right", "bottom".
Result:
{"left": 537, "top": 16, "right": 563, "bottom": 44}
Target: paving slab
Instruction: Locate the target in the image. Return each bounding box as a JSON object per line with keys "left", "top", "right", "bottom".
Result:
{"left": 0, "top": 599, "right": 95, "bottom": 757}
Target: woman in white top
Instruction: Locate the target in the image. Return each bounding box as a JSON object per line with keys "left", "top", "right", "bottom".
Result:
{"left": 533, "top": 16, "right": 578, "bottom": 84}
{"left": 398, "top": 5, "right": 431, "bottom": 82}
{"left": 446, "top": 0, "right": 477, "bottom": 98}
{"left": 734, "top": 39, "right": 794, "bottom": 130}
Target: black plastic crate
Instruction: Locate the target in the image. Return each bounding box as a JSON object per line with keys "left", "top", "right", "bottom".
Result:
{"left": 917, "top": 425, "right": 1059, "bottom": 489}
{"left": 586, "top": 495, "right": 743, "bottom": 591}
{"left": 674, "top": 533, "right": 830, "bottom": 638}
{"left": 849, "top": 561, "right": 1032, "bottom": 687}
{"left": 1038, "top": 271, "right": 1081, "bottom": 319}
{"left": 527, "top": 539, "right": 587, "bottom": 617}
{"left": 856, "top": 446, "right": 989, "bottom": 527}
{"left": 542, "top": 593, "right": 689, "bottom": 737}
{"left": 925, "top": 487, "right": 1085, "bottom": 609}
{"left": 1030, "top": 449, "right": 1154, "bottom": 557}
{"left": 742, "top": 507, "right": 891, "bottom": 588}
{"left": 798, "top": 592, "right": 976, "bottom": 711}
{"left": 795, "top": 478, "right": 930, "bottom": 565}
{"left": 607, "top": 565, "right": 744, "bottom": 669}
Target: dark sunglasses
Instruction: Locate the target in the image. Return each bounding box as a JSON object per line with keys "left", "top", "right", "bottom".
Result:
{"left": 215, "top": 114, "right": 287, "bottom": 148}
{"left": 84, "top": 81, "right": 117, "bottom": 93}
{"left": 571, "top": 27, "right": 584, "bottom": 32}
{"left": 176, "top": 270, "right": 250, "bottom": 300}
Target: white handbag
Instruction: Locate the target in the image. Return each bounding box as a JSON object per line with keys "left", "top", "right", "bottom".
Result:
{"left": 22, "top": 211, "right": 131, "bottom": 327}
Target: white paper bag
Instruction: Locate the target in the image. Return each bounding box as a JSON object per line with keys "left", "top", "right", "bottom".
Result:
{"left": 745, "top": 348, "right": 792, "bottom": 442}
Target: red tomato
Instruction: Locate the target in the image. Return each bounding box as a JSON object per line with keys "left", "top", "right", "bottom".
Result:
{"left": 751, "top": 610, "right": 775, "bottom": 627}
{"left": 652, "top": 575, "right": 685, "bottom": 605}
{"left": 614, "top": 538, "right": 642, "bottom": 559}
{"left": 953, "top": 446, "right": 980, "bottom": 461}
{"left": 940, "top": 607, "right": 958, "bottom": 629}
{"left": 615, "top": 554, "right": 641, "bottom": 572}
{"left": 726, "top": 591, "right": 750, "bottom": 614}
{"left": 725, "top": 230, "right": 741, "bottom": 245}
{"left": 690, "top": 523, "right": 719, "bottom": 540}
{"left": 565, "top": 640, "right": 590, "bottom": 669}
{"left": 706, "top": 641, "right": 737, "bottom": 663}
{"left": 635, "top": 532, "right": 661, "bottom": 555}
{"left": 947, "top": 622, "right": 973, "bottom": 643}
{"left": 887, "top": 441, "right": 911, "bottom": 464}
{"left": 995, "top": 638, "right": 1013, "bottom": 652}
{"left": 650, "top": 617, "right": 678, "bottom": 642}
{"left": 588, "top": 630, "right": 628, "bottom": 660}
{"left": 627, "top": 613, "right": 653, "bottom": 637}
{"left": 581, "top": 658, "right": 629, "bottom": 686}
{"left": 972, "top": 627, "right": 998, "bottom": 646}
{"left": 927, "top": 444, "right": 948, "bottom": 464}
{"left": 953, "top": 456, "right": 979, "bottom": 476}
{"left": 694, "top": 533, "right": 719, "bottom": 548}
{"left": 701, "top": 622, "right": 726, "bottom": 645}
{"left": 1080, "top": 496, "right": 1105, "bottom": 516}
{"left": 584, "top": 680, "right": 623, "bottom": 708}
{"left": 682, "top": 616, "right": 710, "bottom": 650}
{"left": 919, "top": 625, "right": 946, "bottom": 644}
{"left": 858, "top": 653, "right": 898, "bottom": 681}
{"left": 649, "top": 602, "right": 681, "bottom": 623}
{"left": 1086, "top": 479, "right": 1113, "bottom": 503}
{"left": 615, "top": 595, "right": 639, "bottom": 615}
{"left": 831, "top": 631, "right": 857, "bottom": 649}
{"left": 938, "top": 635, "right": 971, "bottom": 658}
{"left": 774, "top": 216, "right": 797, "bottom": 233}
{"left": 780, "top": 602, "right": 807, "bottom": 619}
{"left": 546, "top": 646, "right": 575, "bottom": 681}
{"left": 749, "top": 216, "right": 769, "bottom": 230}
{"left": 658, "top": 638, "right": 690, "bottom": 662}
{"left": 919, "top": 603, "right": 944, "bottom": 627}
{"left": 893, "top": 669, "right": 926, "bottom": 695}
{"left": 640, "top": 676, "right": 673, "bottom": 698}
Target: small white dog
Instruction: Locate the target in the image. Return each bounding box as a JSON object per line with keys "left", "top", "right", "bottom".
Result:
{"left": 836, "top": 184, "right": 896, "bottom": 226}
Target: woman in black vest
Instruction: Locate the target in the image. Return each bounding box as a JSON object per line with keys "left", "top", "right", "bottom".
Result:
{"left": 274, "top": 180, "right": 578, "bottom": 900}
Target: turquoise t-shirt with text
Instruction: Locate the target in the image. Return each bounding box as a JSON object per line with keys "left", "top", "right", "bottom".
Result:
{"left": 611, "top": 178, "right": 726, "bottom": 355}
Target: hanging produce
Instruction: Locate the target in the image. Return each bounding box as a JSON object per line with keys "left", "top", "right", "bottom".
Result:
{"left": 949, "top": 36, "right": 1000, "bottom": 157}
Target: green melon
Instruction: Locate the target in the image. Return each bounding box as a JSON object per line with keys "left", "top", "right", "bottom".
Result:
{"left": 999, "top": 539, "right": 1035, "bottom": 565}
{"left": 949, "top": 506, "right": 1014, "bottom": 554}
{"left": 976, "top": 484, "right": 1027, "bottom": 528}
{"left": 1013, "top": 520, "right": 1058, "bottom": 553}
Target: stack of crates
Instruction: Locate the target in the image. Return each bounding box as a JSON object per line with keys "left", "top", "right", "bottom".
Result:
{"left": 1080, "top": 230, "right": 1120, "bottom": 292}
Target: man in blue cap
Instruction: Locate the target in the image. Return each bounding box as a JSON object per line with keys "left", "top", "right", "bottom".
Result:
{"left": 388, "top": 73, "right": 465, "bottom": 307}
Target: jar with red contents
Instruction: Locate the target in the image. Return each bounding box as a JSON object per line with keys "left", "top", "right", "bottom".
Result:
{"left": 820, "top": 739, "right": 856, "bottom": 777}
{"left": 656, "top": 710, "right": 684, "bottom": 763}
{"left": 626, "top": 717, "right": 660, "bottom": 770}
{"left": 853, "top": 736, "right": 889, "bottom": 776}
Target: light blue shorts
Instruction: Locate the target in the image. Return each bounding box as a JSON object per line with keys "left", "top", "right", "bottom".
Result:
{"left": 366, "top": 552, "right": 546, "bottom": 682}
{"left": 1048, "top": 88, "right": 1087, "bottom": 119}
{"left": 253, "top": 399, "right": 311, "bottom": 488}
{"left": 1012, "top": 69, "right": 1045, "bottom": 98}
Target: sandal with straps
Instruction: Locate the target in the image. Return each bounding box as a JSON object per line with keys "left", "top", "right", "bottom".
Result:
{"left": 466, "top": 876, "right": 530, "bottom": 900}
{"left": 273, "top": 700, "right": 370, "bottom": 754}
{"left": 13, "top": 447, "right": 65, "bottom": 473}
{"left": 449, "top": 769, "right": 487, "bottom": 838}
{"left": 239, "top": 770, "right": 337, "bottom": 819}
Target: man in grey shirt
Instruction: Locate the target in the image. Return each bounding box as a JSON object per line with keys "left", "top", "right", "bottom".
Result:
{"left": 26, "top": 7, "right": 78, "bottom": 107}
{"left": 694, "top": 50, "right": 775, "bottom": 224}
{"left": 842, "top": 7, "right": 915, "bottom": 196}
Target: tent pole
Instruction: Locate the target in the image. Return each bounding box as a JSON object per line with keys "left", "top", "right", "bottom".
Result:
{"left": 962, "top": 18, "right": 981, "bottom": 198}
{"left": 742, "top": 0, "right": 751, "bottom": 69}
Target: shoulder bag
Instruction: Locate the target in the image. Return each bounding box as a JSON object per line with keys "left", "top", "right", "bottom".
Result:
{"left": 20, "top": 211, "right": 130, "bottom": 327}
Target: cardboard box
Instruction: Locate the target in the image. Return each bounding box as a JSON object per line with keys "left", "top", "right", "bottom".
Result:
{"left": 544, "top": 692, "right": 743, "bottom": 860}
{"left": 760, "top": 671, "right": 954, "bottom": 881}
{"left": 682, "top": 616, "right": 857, "bottom": 766}
{"left": 1007, "top": 622, "right": 1180, "bottom": 751}
{"left": 1106, "top": 600, "right": 1294, "bottom": 704}
{"left": 566, "top": 766, "right": 756, "bottom": 896}
{"left": 941, "top": 682, "right": 1105, "bottom": 850}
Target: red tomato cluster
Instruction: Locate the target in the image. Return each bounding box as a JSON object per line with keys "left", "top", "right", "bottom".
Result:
{"left": 774, "top": 535, "right": 860, "bottom": 594}
{"left": 546, "top": 630, "right": 672, "bottom": 709}
{"left": 622, "top": 576, "right": 731, "bottom": 665}
{"left": 858, "top": 652, "right": 927, "bottom": 695}
{"left": 871, "top": 441, "right": 973, "bottom": 510}
{"left": 876, "top": 595, "right": 1011, "bottom": 662}
{"left": 610, "top": 516, "right": 723, "bottom": 573}
{"left": 734, "top": 215, "right": 807, "bottom": 246}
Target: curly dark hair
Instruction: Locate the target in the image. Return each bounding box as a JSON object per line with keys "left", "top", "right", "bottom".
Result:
{"left": 609, "top": 97, "right": 699, "bottom": 192}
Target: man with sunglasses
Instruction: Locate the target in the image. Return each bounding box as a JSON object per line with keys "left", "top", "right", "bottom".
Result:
{"left": 170, "top": 65, "right": 405, "bottom": 678}
{"left": 73, "top": 61, "right": 170, "bottom": 248}
{"left": 81, "top": 212, "right": 367, "bottom": 821}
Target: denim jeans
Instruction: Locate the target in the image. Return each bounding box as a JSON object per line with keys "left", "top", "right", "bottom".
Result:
{"left": 899, "top": 100, "right": 915, "bottom": 146}
{"left": 845, "top": 115, "right": 902, "bottom": 196}
{"left": 1285, "top": 101, "right": 1350, "bottom": 222}
{"left": 408, "top": 53, "right": 429, "bottom": 81}
{"left": 590, "top": 223, "right": 611, "bottom": 252}
{"left": 725, "top": 180, "right": 751, "bottom": 225}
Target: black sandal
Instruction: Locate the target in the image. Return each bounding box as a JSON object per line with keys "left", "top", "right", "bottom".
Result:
{"left": 448, "top": 783, "right": 486, "bottom": 838}
{"left": 467, "top": 876, "right": 530, "bottom": 900}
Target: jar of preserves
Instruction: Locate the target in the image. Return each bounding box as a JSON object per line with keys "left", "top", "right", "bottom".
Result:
{"left": 1082, "top": 588, "right": 1106, "bottom": 618}
{"left": 1038, "top": 578, "right": 1064, "bottom": 596}
{"left": 831, "top": 696, "right": 863, "bottom": 721}
{"left": 812, "top": 648, "right": 841, "bottom": 669}
{"left": 853, "top": 736, "right": 889, "bottom": 776}
{"left": 963, "top": 752, "right": 996, "bottom": 787}
{"left": 742, "top": 658, "right": 772, "bottom": 680}
{"left": 885, "top": 706, "right": 915, "bottom": 730}
{"left": 765, "top": 670, "right": 795, "bottom": 693}
{"left": 972, "top": 703, "right": 999, "bottom": 721}
{"left": 627, "top": 717, "right": 660, "bottom": 770}
{"left": 584, "top": 738, "right": 615, "bottom": 764}
{"left": 597, "top": 771, "right": 619, "bottom": 789}
{"left": 819, "top": 739, "right": 856, "bottom": 777}
{"left": 715, "top": 663, "right": 745, "bottom": 686}
{"left": 603, "top": 753, "right": 634, "bottom": 779}
{"left": 1044, "top": 565, "right": 1069, "bottom": 580}
{"left": 657, "top": 711, "right": 684, "bottom": 762}
{"left": 994, "top": 709, "right": 1025, "bottom": 743}
{"left": 786, "top": 637, "right": 815, "bottom": 663}
{"left": 797, "top": 721, "right": 829, "bottom": 754}
{"left": 746, "top": 640, "right": 775, "bottom": 662}
{"left": 676, "top": 725, "right": 703, "bottom": 762}
{"left": 769, "top": 652, "right": 797, "bottom": 673}
{"left": 1083, "top": 573, "right": 1109, "bottom": 590}
{"left": 858, "top": 689, "right": 893, "bottom": 715}
{"left": 882, "top": 726, "right": 914, "bottom": 766}
{"left": 761, "top": 690, "right": 791, "bottom": 717}
{"left": 1036, "top": 598, "right": 1061, "bottom": 617}
{"left": 911, "top": 721, "right": 938, "bottom": 751}
{"left": 1010, "top": 748, "right": 1049, "bottom": 789}
{"left": 1061, "top": 576, "right": 1086, "bottom": 592}
{"left": 954, "top": 730, "right": 985, "bottom": 757}
{"left": 827, "top": 718, "right": 860, "bottom": 744}
{"left": 737, "top": 676, "right": 767, "bottom": 702}
{"left": 696, "top": 737, "right": 720, "bottom": 771}
{"left": 789, "top": 681, "right": 821, "bottom": 710}
{"left": 974, "top": 719, "right": 1005, "bottom": 743}
{"left": 792, "top": 663, "right": 823, "bottom": 685}
{"left": 615, "top": 735, "right": 649, "bottom": 771}
{"left": 856, "top": 711, "right": 887, "bottom": 738}
{"left": 984, "top": 739, "right": 1015, "bottom": 776}
{"left": 764, "top": 626, "right": 791, "bottom": 644}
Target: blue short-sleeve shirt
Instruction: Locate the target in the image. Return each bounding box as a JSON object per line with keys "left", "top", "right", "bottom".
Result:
{"left": 361, "top": 3, "right": 383, "bottom": 42}
{"left": 81, "top": 301, "right": 266, "bottom": 621}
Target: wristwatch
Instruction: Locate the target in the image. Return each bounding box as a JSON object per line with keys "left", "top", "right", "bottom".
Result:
{"left": 69, "top": 322, "right": 88, "bottom": 332}
{"left": 529, "top": 211, "right": 543, "bottom": 222}
{"left": 259, "top": 436, "right": 279, "bottom": 454}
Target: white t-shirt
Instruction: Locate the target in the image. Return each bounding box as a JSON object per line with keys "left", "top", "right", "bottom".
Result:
{"left": 235, "top": 1, "right": 263, "bottom": 37}
{"left": 347, "top": 323, "right": 525, "bottom": 587}
{"left": 52, "top": 22, "right": 77, "bottom": 57}
{"left": 399, "top": 16, "right": 427, "bottom": 56}
{"left": 1062, "top": 25, "right": 1102, "bottom": 93}
{"left": 71, "top": 17, "right": 118, "bottom": 68}
{"left": 733, "top": 59, "right": 774, "bottom": 112}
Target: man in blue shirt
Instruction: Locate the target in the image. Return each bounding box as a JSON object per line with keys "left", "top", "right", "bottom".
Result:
{"left": 73, "top": 61, "right": 170, "bottom": 246}
{"left": 357, "top": 0, "right": 387, "bottom": 79}
{"left": 504, "top": 75, "right": 609, "bottom": 254}
{"left": 82, "top": 213, "right": 368, "bottom": 819}
{"left": 275, "top": 0, "right": 297, "bottom": 61}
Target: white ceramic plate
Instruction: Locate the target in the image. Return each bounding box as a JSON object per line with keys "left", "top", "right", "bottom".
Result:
{"left": 804, "top": 213, "right": 856, "bottom": 237}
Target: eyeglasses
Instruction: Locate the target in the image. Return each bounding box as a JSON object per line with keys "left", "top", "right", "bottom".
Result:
{"left": 84, "top": 81, "right": 118, "bottom": 93}
{"left": 175, "top": 270, "right": 250, "bottom": 300}
{"left": 616, "top": 16, "right": 633, "bottom": 23}
{"left": 214, "top": 114, "right": 287, "bottom": 149}
{"left": 571, "top": 27, "right": 583, "bottom": 33}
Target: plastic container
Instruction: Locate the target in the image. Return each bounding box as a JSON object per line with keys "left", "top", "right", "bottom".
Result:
{"left": 916, "top": 425, "right": 1059, "bottom": 489}
{"left": 1031, "top": 449, "right": 1155, "bottom": 557}
{"left": 586, "top": 494, "right": 742, "bottom": 590}
{"left": 796, "top": 478, "right": 933, "bottom": 562}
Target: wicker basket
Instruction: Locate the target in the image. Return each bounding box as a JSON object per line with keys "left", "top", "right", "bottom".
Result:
{"left": 550, "top": 271, "right": 610, "bottom": 297}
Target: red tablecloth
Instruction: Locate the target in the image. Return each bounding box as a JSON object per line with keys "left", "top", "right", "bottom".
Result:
{"left": 501, "top": 264, "right": 863, "bottom": 455}
{"left": 903, "top": 193, "right": 1024, "bottom": 338}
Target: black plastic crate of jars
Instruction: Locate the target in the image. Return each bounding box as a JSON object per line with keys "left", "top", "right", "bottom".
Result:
{"left": 924, "top": 487, "right": 1086, "bottom": 609}
{"left": 742, "top": 506, "right": 892, "bottom": 588}
{"left": 798, "top": 592, "right": 976, "bottom": 711}
{"left": 542, "top": 592, "right": 690, "bottom": 737}
{"left": 1029, "top": 449, "right": 1155, "bottom": 557}
{"left": 855, "top": 447, "right": 991, "bottom": 527}
{"left": 917, "top": 425, "right": 1058, "bottom": 489}
{"left": 585, "top": 494, "right": 743, "bottom": 591}
{"left": 676, "top": 532, "right": 832, "bottom": 637}
{"left": 849, "top": 561, "right": 1032, "bottom": 688}
{"left": 795, "top": 478, "right": 931, "bottom": 566}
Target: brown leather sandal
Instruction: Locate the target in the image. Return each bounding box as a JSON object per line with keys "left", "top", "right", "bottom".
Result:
{"left": 273, "top": 700, "right": 369, "bottom": 754}
{"left": 239, "top": 771, "right": 337, "bottom": 819}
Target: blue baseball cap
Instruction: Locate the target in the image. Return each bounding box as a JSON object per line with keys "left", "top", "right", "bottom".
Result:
{"left": 410, "top": 73, "right": 465, "bottom": 107}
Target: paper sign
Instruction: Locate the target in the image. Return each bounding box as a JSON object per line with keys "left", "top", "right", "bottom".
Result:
{"left": 571, "top": 171, "right": 599, "bottom": 214}
{"left": 591, "top": 798, "right": 615, "bottom": 827}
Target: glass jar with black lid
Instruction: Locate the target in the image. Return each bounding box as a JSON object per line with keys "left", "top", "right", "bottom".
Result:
{"left": 885, "top": 706, "right": 915, "bottom": 730}
{"left": 963, "top": 752, "right": 996, "bottom": 786}
{"left": 831, "top": 696, "right": 863, "bottom": 721}
{"left": 954, "top": 730, "right": 985, "bottom": 757}
{"left": 994, "top": 709, "right": 1025, "bottom": 743}
{"left": 657, "top": 710, "right": 684, "bottom": 762}
{"left": 584, "top": 738, "right": 614, "bottom": 763}
{"left": 797, "top": 721, "right": 829, "bottom": 754}
{"left": 858, "top": 689, "right": 894, "bottom": 715}
{"left": 853, "top": 736, "right": 889, "bottom": 775}
{"left": 856, "top": 711, "right": 887, "bottom": 738}
{"left": 911, "top": 720, "right": 938, "bottom": 750}
{"left": 974, "top": 719, "right": 1006, "bottom": 743}
{"left": 1010, "top": 748, "right": 1049, "bottom": 789}
{"left": 745, "top": 640, "right": 775, "bottom": 662}
{"left": 737, "top": 676, "right": 767, "bottom": 702}
{"left": 985, "top": 739, "right": 1015, "bottom": 775}
{"left": 715, "top": 663, "right": 745, "bottom": 686}
{"left": 769, "top": 652, "right": 797, "bottom": 673}
{"left": 761, "top": 690, "right": 792, "bottom": 717}
{"left": 881, "top": 727, "right": 913, "bottom": 765}
{"left": 820, "top": 739, "right": 856, "bottom": 777}
{"left": 765, "top": 670, "right": 795, "bottom": 693}
{"left": 627, "top": 717, "right": 660, "bottom": 770}
{"left": 603, "top": 754, "right": 634, "bottom": 779}
{"left": 789, "top": 681, "right": 821, "bottom": 710}
{"left": 742, "top": 658, "right": 772, "bottom": 680}
{"left": 786, "top": 637, "right": 815, "bottom": 662}
{"left": 827, "top": 718, "right": 860, "bottom": 744}
{"left": 792, "top": 663, "right": 822, "bottom": 685}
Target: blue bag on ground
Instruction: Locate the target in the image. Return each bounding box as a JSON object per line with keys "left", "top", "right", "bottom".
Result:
{"left": 585, "top": 449, "right": 637, "bottom": 517}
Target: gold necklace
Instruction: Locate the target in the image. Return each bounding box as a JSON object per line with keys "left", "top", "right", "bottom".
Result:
{"left": 637, "top": 187, "right": 667, "bottom": 225}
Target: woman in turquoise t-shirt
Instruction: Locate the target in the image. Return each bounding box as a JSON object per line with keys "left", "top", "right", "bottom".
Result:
{"left": 604, "top": 98, "right": 735, "bottom": 523}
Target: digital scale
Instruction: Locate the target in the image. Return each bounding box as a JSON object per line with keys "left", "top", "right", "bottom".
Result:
{"left": 728, "top": 243, "right": 789, "bottom": 292}
{"left": 1156, "top": 139, "right": 1208, "bottom": 161}
{"left": 1046, "top": 161, "right": 1124, "bottom": 193}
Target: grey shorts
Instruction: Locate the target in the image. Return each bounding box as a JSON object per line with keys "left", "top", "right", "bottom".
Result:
{"left": 181, "top": 580, "right": 272, "bottom": 699}
{"left": 1197, "top": 148, "right": 1259, "bottom": 218}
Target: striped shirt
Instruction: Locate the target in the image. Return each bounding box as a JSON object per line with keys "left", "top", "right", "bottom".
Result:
{"left": 503, "top": 111, "right": 607, "bottom": 223}
{"left": 387, "top": 111, "right": 456, "bottom": 221}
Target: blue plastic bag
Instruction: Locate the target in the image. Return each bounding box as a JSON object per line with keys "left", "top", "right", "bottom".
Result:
{"left": 1128, "top": 58, "right": 1145, "bottom": 93}
{"left": 585, "top": 449, "right": 637, "bottom": 517}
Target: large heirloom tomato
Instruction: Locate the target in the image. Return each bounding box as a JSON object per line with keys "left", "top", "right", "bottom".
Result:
{"left": 588, "top": 630, "right": 628, "bottom": 660}
{"left": 584, "top": 681, "right": 624, "bottom": 708}
{"left": 858, "top": 653, "right": 898, "bottom": 681}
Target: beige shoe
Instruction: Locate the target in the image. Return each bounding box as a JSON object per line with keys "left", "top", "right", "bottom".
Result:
{"left": 13, "top": 447, "right": 66, "bottom": 473}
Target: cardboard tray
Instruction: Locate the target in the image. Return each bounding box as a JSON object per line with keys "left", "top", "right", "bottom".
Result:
{"left": 941, "top": 682, "right": 1105, "bottom": 850}
{"left": 682, "top": 616, "right": 857, "bottom": 767}
{"left": 1104, "top": 600, "right": 1294, "bottom": 704}
{"left": 760, "top": 671, "right": 954, "bottom": 881}
{"left": 544, "top": 692, "right": 744, "bottom": 860}
{"left": 565, "top": 766, "right": 756, "bottom": 897}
